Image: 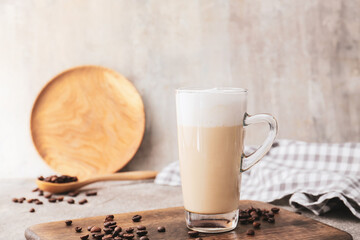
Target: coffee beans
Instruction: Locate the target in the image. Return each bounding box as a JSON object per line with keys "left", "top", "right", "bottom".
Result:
{"left": 12, "top": 198, "right": 18, "bottom": 203}
{"left": 137, "top": 225, "right": 146, "bottom": 230}
{"left": 157, "top": 226, "right": 166, "bottom": 232}
{"left": 136, "top": 230, "right": 148, "bottom": 236}
{"left": 48, "top": 198, "right": 57, "bottom": 203}
{"left": 75, "top": 227, "right": 82, "bottom": 233}
{"left": 126, "top": 227, "right": 134, "bottom": 233}
{"left": 123, "top": 233, "right": 135, "bottom": 239}
{"left": 104, "top": 221, "right": 116, "bottom": 228}
{"left": 132, "top": 214, "right": 142, "bottom": 222}
{"left": 271, "top": 207, "right": 280, "bottom": 213}
{"left": 78, "top": 199, "right": 88, "bottom": 205}
{"left": 246, "top": 229, "right": 255, "bottom": 235}
{"left": 29, "top": 208, "right": 35, "bottom": 212}
{"left": 57, "top": 196, "right": 64, "bottom": 202}
{"left": 139, "top": 237, "right": 149, "bottom": 240}
{"left": 268, "top": 217, "right": 275, "bottom": 223}
{"left": 44, "top": 193, "right": 52, "bottom": 199}
{"left": 80, "top": 234, "right": 89, "bottom": 240}
{"left": 85, "top": 191, "right": 97, "bottom": 196}
{"left": 188, "top": 230, "right": 199, "bottom": 238}
{"left": 32, "top": 187, "right": 39, "bottom": 192}
{"left": 90, "top": 226, "right": 101, "bottom": 232}
{"left": 253, "top": 222, "right": 261, "bottom": 229}
{"left": 38, "top": 174, "right": 78, "bottom": 183}
{"left": 67, "top": 199, "right": 75, "bottom": 204}
{"left": 87, "top": 226, "right": 93, "bottom": 231}
{"left": 68, "top": 191, "right": 80, "bottom": 197}
{"left": 65, "top": 220, "right": 72, "bottom": 226}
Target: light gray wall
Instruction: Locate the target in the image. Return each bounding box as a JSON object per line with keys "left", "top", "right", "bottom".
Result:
{"left": 1, "top": 0, "right": 359, "bottom": 178}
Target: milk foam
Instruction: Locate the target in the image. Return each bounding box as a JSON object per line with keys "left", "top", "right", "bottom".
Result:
{"left": 176, "top": 88, "right": 247, "bottom": 127}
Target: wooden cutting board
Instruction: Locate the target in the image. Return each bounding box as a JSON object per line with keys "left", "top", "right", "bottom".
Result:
{"left": 25, "top": 200, "right": 352, "bottom": 240}
{"left": 31, "top": 66, "right": 145, "bottom": 180}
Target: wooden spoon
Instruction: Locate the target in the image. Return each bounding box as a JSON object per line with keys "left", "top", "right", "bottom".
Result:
{"left": 36, "top": 171, "right": 158, "bottom": 194}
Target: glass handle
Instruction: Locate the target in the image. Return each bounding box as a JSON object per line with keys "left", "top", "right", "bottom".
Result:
{"left": 241, "top": 113, "right": 278, "bottom": 172}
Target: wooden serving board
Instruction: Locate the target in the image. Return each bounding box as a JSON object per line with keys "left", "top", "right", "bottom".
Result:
{"left": 25, "top": 201, "right": 352, "bottom": 240}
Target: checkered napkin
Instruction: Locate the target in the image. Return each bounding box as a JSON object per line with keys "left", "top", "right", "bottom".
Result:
{"left": 155, "top": 139, "right": 360, "bottom": 219}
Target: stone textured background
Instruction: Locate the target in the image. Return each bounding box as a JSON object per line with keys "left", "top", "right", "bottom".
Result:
{"left": 1, "top": 0, "right": 359, "bottom": 178}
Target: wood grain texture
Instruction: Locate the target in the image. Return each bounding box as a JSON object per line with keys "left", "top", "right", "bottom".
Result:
{"left": 31, "top": 66, "right": 145, "bottom": 180}
{"left": 0, "top": 0, "right": 359, "bottom": 177}
{"left": 25, "top": 200, "right": 352, "bottom": 240}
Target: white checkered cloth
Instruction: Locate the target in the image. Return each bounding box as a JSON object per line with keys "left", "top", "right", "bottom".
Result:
{"left": 155, "top": 139, "right": 360, "bottom": 219}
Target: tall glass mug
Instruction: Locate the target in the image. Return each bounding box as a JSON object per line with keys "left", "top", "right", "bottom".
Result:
{"left": 176, "top": 88, "right": 278, "bottom": 233}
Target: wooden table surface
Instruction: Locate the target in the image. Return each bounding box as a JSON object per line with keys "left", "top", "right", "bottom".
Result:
{"left": 0, "top": 179, "right": 359, "bottom": 239}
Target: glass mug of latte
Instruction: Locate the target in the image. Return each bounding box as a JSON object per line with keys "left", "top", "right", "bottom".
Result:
{"left": 176, "top": 88, "right": 278, "bottom": 233}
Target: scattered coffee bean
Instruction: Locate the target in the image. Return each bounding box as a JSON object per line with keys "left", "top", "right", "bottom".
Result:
{"left": 104, "top": 214, "right": 114, "bottom": 222}
{"left": 27, "top": 199, "right": 34, "bottom": 203}
{"left": 126, "top": 227, "right": 134, "bottom": 233}
{"left": 104, "top": 221, "right": 117, "bottom": 227}
{"left": 92, "top": 233, "right": 104, "bottom": 239}
{"left": 67, "top": 199, "right": 75, "bottom": 204}
{"left": 90, "top": 226, "right": 101, "bottom": 232}
{"left": 247, "top": 217, "right": 255, "bottom": 223}
{"left": 79, "top": 199, "right": 88, "bottom": 205}
{"left": 114, "top": 237, "right": 122, "bottom": 240}
{"left": 65, "top": 220, "right": 72, "bottom": 226}
{"left": 80, "top": 234, "right": 89, "bottom": 240}
{"left": 32, "top": 187, "right": 39, "bottom": 192}
{"left": 271, "top": 207, "right": 280, "bottom": 213}
{"left": 75, "top": 226, "right": 82, "bottom": 233}
{"left": 295, "top": 211, "right": 302, "bottom": 215}
{"left": 68, "top": 191, "right": 80, "bottom": 197}
{"left": 246, "top": 229, "right": 255, "bottom": 235}
{"left": 87, "top": 226, "right": 94, "bottom": 231}
{"left": 102, "top": 235, "right": 113, "bottom": 240}
{"left": 268, "top": 217, "right": 275, "bottom": 223}
{"left": 44, "top": 193, "right": 52, "bottom": 199}
{"left": 29, "top": 208, "right": 35, "bottom": 213}
{"left": 86, "top": 191, "right": 97, "bottom": 196}
{"left": 239, "top": 219, "right": 248, "bottom": 224}
{"left": 137, "top": 225, "right": 146, "bottom": 230}
{"left": 35, "top": 201, "right": 43, "bottom": 205}
{"left": 157, "top": 226, "right": 166, "bottom": 232}
{"left": 132, "top": 214, "right": 142, "bottom": 222}
{"left": 139, "top": 237, "right": 149, "bottom": 240}
{"left": 113, "top": 226, "right": 122, "bottom": 235}
{"left": 188, "top": 230, "right": 199, "bottom": 238}
{"left": 103, "top": 228, "right": 113, "bottom": 234}
{"left": 253, "top": 222, "right": 261, "bottom": 229}
{"left": 38, "top": 190, "right": 44, "bottom": 196}
{"left": 122, "top": 233, "right": 134, "bottom": 239}
{"left": 39, "top": 174, "right": 78, "bottom": 183}
{"left": 57, "top": 196, "right": 64, "bottom": 202}
{"left": 262, "top": 216, "right": 268, "bottom": 221}
{"left": 267, "top": 212, "right": 274, "bottom": 218}
{"left": 136, "top": 230, "right": 148, "bottom": 236}
{"left": 12, "top": 198, "right": 18, "bottom": 203}
{"left": 48, "top": 198, "right": 57, "bottom": 203}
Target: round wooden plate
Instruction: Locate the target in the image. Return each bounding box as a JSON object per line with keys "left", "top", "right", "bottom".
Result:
{"left": 31, "top": 66, "right": 145, "bottom": 180}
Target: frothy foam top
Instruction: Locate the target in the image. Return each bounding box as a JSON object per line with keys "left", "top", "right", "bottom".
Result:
{"left": 176, "top": 88, "right": 247, "bottom": 127}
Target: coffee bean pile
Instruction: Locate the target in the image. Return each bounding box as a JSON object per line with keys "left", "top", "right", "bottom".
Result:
{"left": 38, "top": 175, "right": 78, "bottom": 183}
{"left": 239, "top": 206, "right": 281, "bottom": 236}
{"left": 12, "top": 185, "right": 98, "bottom": 213}
{"left": 63, "top": 214, "right": 203, "bottom": 240}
